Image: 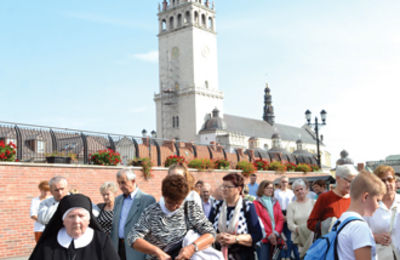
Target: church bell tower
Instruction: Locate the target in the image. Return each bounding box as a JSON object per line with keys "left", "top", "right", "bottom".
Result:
{"left": 154, "top": 0, "right": 224, "bottom": 142}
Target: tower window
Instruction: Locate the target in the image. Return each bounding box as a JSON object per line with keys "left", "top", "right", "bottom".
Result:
{"left": 177, "top": 14, "right": 182, "bottom": 27}
{"left": 184, "top": 11, "right": 190, "bottom": 24}
{"left": 172, "top": 116, "right": 180, "bottom": 128}
{"left": 194, "top": 11, "right": 199, "bottom": 25}
{"left": 169, "top": 16, "right": 174, "bottom": 30}
{"left": 201, "top": 14, "right": 206, "bottom": 27}
{"left": 208, "top": 17, "right": 213, "bottom": 30}
{"left": 161, "top": 20, "right": 167, "bottom": 31}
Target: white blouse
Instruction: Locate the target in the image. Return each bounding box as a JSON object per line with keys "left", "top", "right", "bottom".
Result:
{"left": 365, "top": 194, "right": 400, "bottom": 254}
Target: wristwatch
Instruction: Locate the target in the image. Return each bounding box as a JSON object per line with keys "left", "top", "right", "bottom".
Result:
{"left": 192, "top": 242, "right": 199, "bottom": 252}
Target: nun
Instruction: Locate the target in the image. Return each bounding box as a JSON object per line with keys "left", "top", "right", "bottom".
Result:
{"left": 29, "top": 193, "right": 119, "bottom": 260}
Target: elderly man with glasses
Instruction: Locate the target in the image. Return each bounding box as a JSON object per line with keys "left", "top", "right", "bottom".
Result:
{"left": 307, "top": 164, "right": 359, "bottom": 237}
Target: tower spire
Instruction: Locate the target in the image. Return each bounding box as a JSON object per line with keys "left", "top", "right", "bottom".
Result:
{"left": 263, "top": 82, "right": 275, "bottom": 125}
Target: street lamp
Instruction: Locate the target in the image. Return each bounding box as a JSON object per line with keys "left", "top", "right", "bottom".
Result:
{"left": 305, "top": 109, "right": 327, "bottom": 168}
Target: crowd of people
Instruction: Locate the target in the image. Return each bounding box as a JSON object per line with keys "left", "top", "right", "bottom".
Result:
{"left": 29, "top": 163, "right": 400, "bottom": 260}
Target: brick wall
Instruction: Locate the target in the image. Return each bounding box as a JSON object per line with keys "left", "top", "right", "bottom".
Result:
{"left": 0, "top": 162, "right": 328, "bottom": 259}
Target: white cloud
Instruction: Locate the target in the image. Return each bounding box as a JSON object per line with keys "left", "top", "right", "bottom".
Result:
{"left": 132, "top": 51, "right": 158, "bottom": 63}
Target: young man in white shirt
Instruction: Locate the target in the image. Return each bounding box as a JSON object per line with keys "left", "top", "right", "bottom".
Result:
{"left": 274, "top": 176, "right": 296, "bottom": 259}
{"left": 337, "top": 170, "right": 386, "bottom": 260}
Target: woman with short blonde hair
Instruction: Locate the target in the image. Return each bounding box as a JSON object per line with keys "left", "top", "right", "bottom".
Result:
{"left": 96, "top": 182, "right": 118, "bottom": 235}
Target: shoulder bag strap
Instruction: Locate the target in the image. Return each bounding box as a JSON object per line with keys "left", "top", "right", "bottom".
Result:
{"left": 334, "top": 217, "right": 363, "bottom": 260}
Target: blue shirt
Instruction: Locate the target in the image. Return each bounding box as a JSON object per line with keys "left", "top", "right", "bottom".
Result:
{"left": 118, "top": 189, "right": 138, "bottom": 238}
{"left": 202, "top": 199, "right": 212, "bottom": 218}
{"left": 248, "top": 183, "right": 259, "bottom": 197}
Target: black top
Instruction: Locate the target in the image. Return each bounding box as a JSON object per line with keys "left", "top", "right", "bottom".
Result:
{"left": 29, "top": 229, "right": 120, "bottom": 260}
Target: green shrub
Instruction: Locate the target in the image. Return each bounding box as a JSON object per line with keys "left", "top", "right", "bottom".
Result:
{"left": 214, "top": 159, "right": 230, "bottom": 169}
{"left": 236, "top": 161, "right": 256, "bottom": 177}
{"left": 188, "top": 158, "right": 214, "bottom": 171}
{"left": 130, "top": 157, "right": 153, "bottom": 180}
{"left": 295, "top": 163, "right": 312, "bottom": 173}
{"left": 268, "top": 161, "right": 286, "bottom": 172}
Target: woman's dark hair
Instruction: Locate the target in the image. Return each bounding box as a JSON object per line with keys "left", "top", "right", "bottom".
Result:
{"left": 162, "top": 174, "right": 189, "bottom": 202}
{"left": 256, "top": 180, "right": 274, "bottom": 197}
{"left": 223, "top": 173, "right": 244, "bottom": 195}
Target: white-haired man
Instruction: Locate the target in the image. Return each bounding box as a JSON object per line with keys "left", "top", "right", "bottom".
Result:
{"left": 110, "top": 168, "right": 155, "bottom": 260}
{"left": 37, "top": 176, "right": 69, "bottom": 225}
{"left": 307, "top": 164, "right": 359, "bottom": 236}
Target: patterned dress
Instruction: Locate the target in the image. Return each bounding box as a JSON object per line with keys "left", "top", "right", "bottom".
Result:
{"left": 96, "top": 204, "right": 113, "bottom": 235}
{"left": 127, "top": 201, "right": 216, "bottom": 260}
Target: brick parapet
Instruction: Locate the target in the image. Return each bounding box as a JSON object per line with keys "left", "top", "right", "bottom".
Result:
{"left": 0, "top": 162, "right": 330, "bottom": 259}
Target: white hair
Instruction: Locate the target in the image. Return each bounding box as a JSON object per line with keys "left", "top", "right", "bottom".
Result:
{"left": 99, "top": 181, "right": 118, "bottom": 194}
{"left": 116, "top": 168, "right": 136, "bottom": 181}
{"left": 292, "top": 179, "right": 307, "bottom": 190}
{"left": 336, "top": 164, "right": 358, "bottom": 179}
{"left": 49, "top": 176, "right": 68, "bottom": 187}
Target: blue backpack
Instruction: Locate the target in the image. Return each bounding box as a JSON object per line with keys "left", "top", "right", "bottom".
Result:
{"left": 304, "top": 216, "right": 362, "bottom": 260}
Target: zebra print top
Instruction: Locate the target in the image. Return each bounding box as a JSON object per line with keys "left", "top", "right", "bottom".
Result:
{"left": 127, "top": 200, "right": 215, "bottom": 259}
{"left": 96, "top": 204, "right": 113, "bottom": 235}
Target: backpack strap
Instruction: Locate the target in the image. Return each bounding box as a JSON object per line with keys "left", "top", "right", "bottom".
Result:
{"left": 333, "top": 216, "right": 363, "bottom": 260}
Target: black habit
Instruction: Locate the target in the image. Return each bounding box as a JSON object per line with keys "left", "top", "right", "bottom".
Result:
{"left": 29, "top": 194, "right": 120, "bottom": 260}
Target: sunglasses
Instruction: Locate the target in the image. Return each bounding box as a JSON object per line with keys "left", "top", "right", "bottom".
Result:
{"left": 380, "top": 177, "right": 395, "bottom": 183}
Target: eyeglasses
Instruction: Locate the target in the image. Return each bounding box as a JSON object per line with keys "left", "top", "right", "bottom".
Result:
{"left": 380, "top": 177, "right": 395, "bottom": 183}
{"left": 222, "top": 185, "right": 236, "bottom": 189}
{"left": 281, "top": 181, "right": 288, "bottom": 184}
{"left": 342, "top": 177, "right": 353, "bottom": 183}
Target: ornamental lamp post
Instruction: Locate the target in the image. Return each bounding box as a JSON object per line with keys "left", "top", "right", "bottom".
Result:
{"left": 305, "top": 109, "right": 327, "bottom": 168}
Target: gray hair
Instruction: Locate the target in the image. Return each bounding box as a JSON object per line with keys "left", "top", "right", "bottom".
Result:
{"left": 292, "top": 178, "right": 307, "bottom": 190}
{"left": 336, "top": 164, "right": 358, "bottom": 179}
{"left": 99, "top": 182, "right": 118, "bottom": 194}
{"left": 116, "top": 168, "right": 136, "bottom": 181}
{"left": 49, "top": 176, "right": 68, "bottom": 187}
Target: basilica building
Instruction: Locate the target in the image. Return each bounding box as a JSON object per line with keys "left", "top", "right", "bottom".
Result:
{"left": 154, "top": 0, "right": 331, "bottom": 168}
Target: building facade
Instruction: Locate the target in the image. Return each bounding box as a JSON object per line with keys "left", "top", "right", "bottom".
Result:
{"left": 154, "top": 0, "right": 331, "bottom": 168}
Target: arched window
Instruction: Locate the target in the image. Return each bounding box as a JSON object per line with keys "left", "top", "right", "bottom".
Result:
{"left": 177, "top": 14, "right": 182, "bottom": 27}
{"left": 208, "top": 17, "right": 213, "bottom": 30}
{"left": 194, "top": 11, "right": 199, "bottom": 25}
{"left": 184, "top": 11, "right": 191, "bottom": 24}
{"left": 161, "top": 19, "right": 167, "bottom": 31}
{"left": 169, "top": 16, "right": 174, "bottom": 30}
{"left": 201, "top": 14, "right": 206, "bottom": 27}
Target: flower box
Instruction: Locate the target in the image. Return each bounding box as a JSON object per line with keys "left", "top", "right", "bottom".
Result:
{"left": 46, "top": 156, "right": 72, "bottom": 164}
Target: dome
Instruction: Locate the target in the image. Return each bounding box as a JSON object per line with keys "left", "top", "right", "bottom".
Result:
{"left": 200, "top": 108, "right": 226, "bottom": 131}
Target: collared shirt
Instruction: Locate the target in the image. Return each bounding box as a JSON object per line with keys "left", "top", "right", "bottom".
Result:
{"left": 202, "top": 199, "right": 212, "bottom": 218}
{"left": 248, "top": 183, "right": 259, "bottom": 197}
{"left": 119, "top": 188, "right": 138, "bottom": 238}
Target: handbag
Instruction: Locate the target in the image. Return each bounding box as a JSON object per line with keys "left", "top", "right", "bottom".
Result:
{"left": 183, "top": 202, "right": 224, "bottom": 260}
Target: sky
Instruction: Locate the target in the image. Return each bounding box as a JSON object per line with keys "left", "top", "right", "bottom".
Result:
{"left": 1, "top": 0, "right": 399, "bottom": 165}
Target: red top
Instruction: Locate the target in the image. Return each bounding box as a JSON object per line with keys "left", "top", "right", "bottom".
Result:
{"left": 307, "top": 190, "right": 351, "bottom": 232}
{"left": 253, "top": 199, "right": 284, "bottom": 244}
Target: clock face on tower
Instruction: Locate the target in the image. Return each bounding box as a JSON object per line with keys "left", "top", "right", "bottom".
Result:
{"left": 172, "top": 47, "right": 179, "bottom": 59}
{"left": 201, "top": 45, "right": 210, "bottom": 58}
